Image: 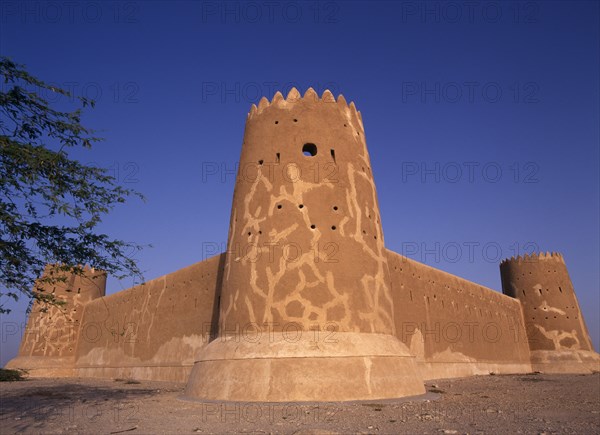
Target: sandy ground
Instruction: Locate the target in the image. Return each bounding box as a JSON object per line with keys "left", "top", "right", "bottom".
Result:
{"left": 1, "top": 373, "right": 599, "bottom": 434}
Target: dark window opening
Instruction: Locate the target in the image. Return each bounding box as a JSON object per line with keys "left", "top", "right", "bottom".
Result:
{"left": 302, "top": 143, "right": 317, "bottom": 157}
{"left": 330, "top": 149, "right": 336, "bottom": 164}
{"left": 276, "top": 152, "right": 280, "bottom": 163}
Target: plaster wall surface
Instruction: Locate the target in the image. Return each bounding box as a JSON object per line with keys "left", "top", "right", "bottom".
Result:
{"left": 500, "top": 253, "right": 599, "bottom": 373}
{"left": 218, "top": 89, "right": 393, "bottom": 336}
{"left": 387, "top": 251, "right": 533, "bottom": 380}
{"left": 5, "top": 266, "right": 106, "bottom": 377}
{"left": 73, "top": 254, "right": 224, "bottom": 382}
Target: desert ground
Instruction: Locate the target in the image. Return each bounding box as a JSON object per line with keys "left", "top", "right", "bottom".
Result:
{"left": 1, "top": 373, "right": 598, "bottom": 434}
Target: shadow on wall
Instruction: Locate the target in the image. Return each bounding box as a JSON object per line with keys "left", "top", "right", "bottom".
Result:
{"left": 209, "top": 253, "right": 226, "bottom": 341}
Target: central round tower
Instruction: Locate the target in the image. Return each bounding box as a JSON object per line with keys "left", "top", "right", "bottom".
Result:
{"left": 184, "top": 88, "right": 425, "bottom": 401}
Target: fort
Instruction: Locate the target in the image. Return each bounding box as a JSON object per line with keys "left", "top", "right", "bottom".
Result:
{"left": 6, "top": 88, "right": 599, "bottom": 402}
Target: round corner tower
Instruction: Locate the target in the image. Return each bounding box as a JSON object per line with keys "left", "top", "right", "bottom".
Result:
{"left": 500, "top": 252, "right": 599, "bottom": 373}
{"left": 185, "top": 88, "right": 425, "bottom": 401}
{"left": 5, "top": 264, "right": 106, "bottom": 375}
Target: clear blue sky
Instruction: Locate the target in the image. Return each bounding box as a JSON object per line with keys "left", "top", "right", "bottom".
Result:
{"left": 1, "top": 1, "right": 598, "bottom": 366}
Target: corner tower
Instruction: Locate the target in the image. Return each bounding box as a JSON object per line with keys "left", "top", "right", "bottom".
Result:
{"left": 185, "top": 88, "right": 425, "bottom": 401}
{"left": 500, "top": 252, "right": 599, "bottom": 373}
{"left": 5, "top": 265, "right": 106, "bottom": 376}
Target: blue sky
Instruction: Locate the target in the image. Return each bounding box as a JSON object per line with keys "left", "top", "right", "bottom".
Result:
{"left": 1, "top": 1, "right": 598, "bottom": 365}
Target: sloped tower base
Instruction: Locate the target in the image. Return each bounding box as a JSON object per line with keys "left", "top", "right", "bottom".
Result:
{"left": 184, "top": 333, "right": 425, "bottom": 402}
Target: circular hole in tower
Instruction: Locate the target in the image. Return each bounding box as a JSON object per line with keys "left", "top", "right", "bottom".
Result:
{"left": 277, "top": 204, "right": 282, "bottom": 209}
{"left": 331, "top": 226, "right": 337, "bottom": 230}
{"left": 275, "top": 121, "right": 279, "bottom": 124}
{"left": 302, "top": 143, "right": 317, "bottom": 157}
{"left": 258, "top": 160, "right": 264, "bottom": 165}
{"left": 333, "top": 206, "right": 338, "bottom": 211}
{"left": 310, "top": 224, "right": 316, "bottom": 229}
{"left": 298, "top": 204, "right": 304, "bottom": 209}
{"left": 293, "top": 119, "right": 298, "bottom": 123}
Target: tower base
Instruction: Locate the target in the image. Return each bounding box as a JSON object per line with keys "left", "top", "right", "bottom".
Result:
{"left": 183, "top": 332, "right": 425, "bottom": 402}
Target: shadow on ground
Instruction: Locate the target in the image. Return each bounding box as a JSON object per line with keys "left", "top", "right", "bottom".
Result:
{"left": 0, "top": 379, "right": 178, "bottom": 433}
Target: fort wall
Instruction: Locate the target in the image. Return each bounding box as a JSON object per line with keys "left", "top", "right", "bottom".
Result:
{"left": 74, "top": 253, "right": 224, "bottom": 382}
{"left": 6, "top": 89, "right": 599, "bottom": 401}
{"left": 387, "top": 250, "right": 533, "bottom": 379}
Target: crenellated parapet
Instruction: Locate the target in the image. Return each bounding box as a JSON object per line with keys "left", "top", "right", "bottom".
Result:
{"left": 500, "top": 251, "right": 565, "bottom": 266}
{"left": 247, "top": 87, "right": 364, "bottom": 130}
